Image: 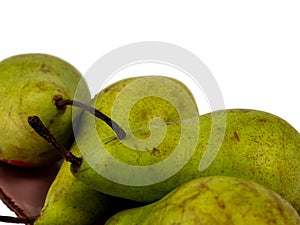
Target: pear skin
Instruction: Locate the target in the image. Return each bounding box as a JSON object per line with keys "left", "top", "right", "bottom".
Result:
{"left": 105, "top": 176, "right": 300, "bottom": 225}
{"left": 85, "top": 75, "right": 199, "bottom": 138}
{"left": 0, "top": 53, "right": 90, "bottom": 167}
{"left": 34, "top": 134, "right": 137, "bottom": 225}
{"left": 28, "top": 76, "right": 299, "bottom": 212}
{"left": 72, "top": 108, "right": 300, "bottom": 213}
{"left": 70, "top": 75, "right": 199, "bottom": 199}
{"left": 34, "top": 162, "right": 115, "bottom": 225}
{"left": 192, "top": 109, "right": 300, "bottom": 213}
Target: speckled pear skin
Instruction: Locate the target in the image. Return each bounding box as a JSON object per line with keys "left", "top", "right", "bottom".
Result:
{"left": 70, "top": 77, "right": 299, "bottom": 212}
{"left": 70, "top": 75, "right": 199, "bottom": 200}
{"left": 0, "top": 54, "right": 90, "bottom": 167}
{"left": 88, "top": 75, "right": 199, "bottom": 138}
{"left": 105, "top": 176, "right": 300, "bottom": 225}
{"left": 194, "top": 109, "right": 300, "bottom": 213}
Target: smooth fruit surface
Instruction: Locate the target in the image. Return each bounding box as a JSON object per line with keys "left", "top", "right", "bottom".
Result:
{"left": 105, "top": 176, "right": 300, "bottom": 225}
{"left": 0, "top": 53, "right": 90, "bottom": 167}
{"left": 34, "top": 135, "right": 134, "bottom": 225}
{"left": 193, "top": 109, "right": 300, "bottom": 213}
{"left": 68, "top": 76, "right": 299, "bottom": 212}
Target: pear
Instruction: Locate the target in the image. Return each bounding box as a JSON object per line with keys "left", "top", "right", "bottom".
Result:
{"left": 33, "top": 157, "right": 115, "bottom": 224}
{"left": 105, "top": 176, "right": 300, "bottom": 225}
{"left": 69, "top": 109, "right": 300, "bottom": 212}
{"left": 0, "top": 53, "right": 90, "bottom": 167}
{"left": 33, "top": 135, "right": 139, "bottom": 225}
{"left": 190, "top": 109, "right": 300, "bottom": 213}
{"left": 0, "top": 160, "right": 140, "bottom": 225}
{"left": 87, "top": 75, "right": 199, "bottom": 138}
{"left": 27, "top": 77, "right": 300, "bottom": 212}
{"left": 0, "top": 118, "right": 140, "bottom": 225}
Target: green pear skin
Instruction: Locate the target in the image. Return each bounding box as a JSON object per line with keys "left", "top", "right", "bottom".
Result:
{"left": 34, "top": 122, "right": 139, "bottom": 225}
{"left": 85, "top": 75, "right": 199, "bottom": 138}
{"left": 70, "top": 77, "right": 300, "bottom": 212}
{"left": 105, "top": 176, "right": 300, "bottom": 225}
{"left": 0, "top": 53, "right": 90, "bottom": 167}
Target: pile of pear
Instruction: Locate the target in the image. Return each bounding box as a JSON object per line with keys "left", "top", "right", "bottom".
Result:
{"left": 71, "top": 76, "right": 300, "bottom": 209}
{"left": 0, "top": 53, "right": 139, "bottom": 225}
{"left": 0, "top": 53, "right": 299, "bottom": 224}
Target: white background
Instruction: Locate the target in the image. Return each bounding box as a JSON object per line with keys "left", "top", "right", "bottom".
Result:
{"left": 0, "top": 0, "right": 300, "bottom": 221}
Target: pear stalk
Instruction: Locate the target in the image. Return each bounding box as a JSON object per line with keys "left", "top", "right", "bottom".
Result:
{"left": 27, "top": 116, "right": 82, "bottom": 167}
{"left": 55, "top": 98, "right": 126, "bottom": 140}
{"left": 27, "top": 100, "right": 126, "bottom": 167}
{"left": 0, "top": 215, "right": 36, "bottom": 224}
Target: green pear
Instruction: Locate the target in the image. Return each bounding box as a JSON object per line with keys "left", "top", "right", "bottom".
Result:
{"left": 27, "top": 76, "right": 300, "bottom": 213}
{"left": 191, "top": 109, "right": 300, "bottom": 213}
{"left": 89, "top": 75, "right": 199, "bottom": 138}
{"left": 0, "top": 138, "right": 141, "bottom": 225}
{"left": 0, "top": 53, "right": 90, "bottom": 167}
{"left": 105, "top": 176, "right": 300, "bottom": 225}
{"left": 34, "top": 157, "right": 113, "bottom": 224}
{"left": 33, "top": 133, "right": 139, "bottom": 225}
{"left": 70, "top": 109, "right": 300, "bottom": 212}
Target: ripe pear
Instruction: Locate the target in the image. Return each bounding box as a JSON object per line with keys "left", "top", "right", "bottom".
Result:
{"left": 27, "top": 77, "right": 300, "bottom": 212}
{"left": 33, "top": 136, "right": 138, "bottom": 225}
{"left": 194, "top": 109, "right": 300, "bottom": 213}
{"left": 0, "top": 53, "right": 90, "bottom": 167}
{"left": 88, "top": 75, "right": 199, "bottom": 137}
{"left": 0, "top": 144, "right": 140, "bottom": 225}
{"left": 105, "top": 176, "right": 300, "bottom": 225}
{"left": 68, "top": 109, "right": 300, "bottom": 213}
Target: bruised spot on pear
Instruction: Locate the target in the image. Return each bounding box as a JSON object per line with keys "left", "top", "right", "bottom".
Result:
{"left": 151, "top": 148, "right": 161, "bottom": 156}
{"left": 234, "top": 131, "right": 240, "bottom": 142}
{"left": 40, "top": 64, "right": 52, "bottom": 73}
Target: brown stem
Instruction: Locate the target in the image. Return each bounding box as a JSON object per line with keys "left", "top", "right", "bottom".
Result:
{"left": 55, "top": 97, "right": 126, "bottom": 140}
{"left": 0, "top": 215, "right": 37, "bottom": 224}
{"left": 27, "top": 116, "right": 82, "bottom": 167}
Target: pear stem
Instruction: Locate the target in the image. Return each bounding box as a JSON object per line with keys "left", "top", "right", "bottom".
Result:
{"left": 55, "top": 98, "right": 126, "bottom": 140}
{"left": 27, "top": 116, "right": 82, "bottom": 167}
{"left": 0, "top": 215, "right": 37, "bottom": 224}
